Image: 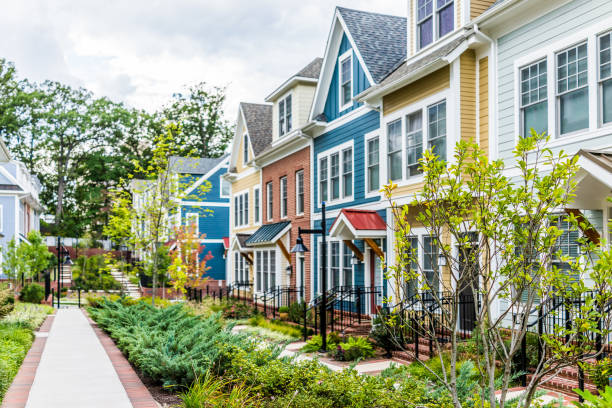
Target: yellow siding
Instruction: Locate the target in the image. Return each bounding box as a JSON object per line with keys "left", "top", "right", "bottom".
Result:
{"left": 471, "top": 0, "right": 496, "bottom": 20}
{"left": 456, "top": 0, "right": 462, "bottom": 27}
{"left": 392, "top": 181, "right": 425, "bottom": 199}
{"left": 479, "top": 57, "right": 489, "bottom": 156}
{"left": 231, "top": 171, "right": 260, "bottom": 233}
{"left": 460, "top": 50, "right": 477, "bottom": 143}
{"left": 383, "top": 66, "right": 450, "bottom": 116}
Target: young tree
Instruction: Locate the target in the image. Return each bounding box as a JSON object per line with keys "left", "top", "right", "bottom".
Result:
{"left": 1, "top": 239, "right": 27, "bottom": 290}
{"left": 383, "top": 132, "right": 612, "bottom": 408}
{"left": 22, "top": 231, "right": 53, "bottom": 282}
{"left": 167, "top": 224, "right": 212, "bottom": 295}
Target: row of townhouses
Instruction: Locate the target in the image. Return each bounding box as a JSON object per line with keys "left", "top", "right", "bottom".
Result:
{"left": 172, "top": 0, "right": 612, "bottom": 324}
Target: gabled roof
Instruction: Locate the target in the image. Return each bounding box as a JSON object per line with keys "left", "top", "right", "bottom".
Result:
{"left": 337, "top": 7, "right": 407, "bottom": 84}
{"left": 235, "top": 233, "right": 252, "bottom": 252}
{"left": 329, "top": 209, "right": 386, "bottom": 239}
{"left": 169, "top": 155, "right": 228, "bottom": 175}
{"left": 240, "top": 102, "right": 273, "bottom": 156}
{"left": 296, "top": 57, "right": 323, "bottom": 79}
{"left": 245, "top": 221, "right": 291, "bottom": 246}
{"left": 266, "top": 58, "right": 323, "bottom": 102}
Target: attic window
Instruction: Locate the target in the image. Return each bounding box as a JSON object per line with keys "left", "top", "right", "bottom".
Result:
{"left": 243, "top": 134, "right": 249, "bottom": 164}
{"left": 417, "top": 0, "right": 454, "bottom": 50}
{"left": 339, "top": 51, "right": 353, "bottom": 111}
{"left": 279, "top": 94, "right": 292, "bottom": 136}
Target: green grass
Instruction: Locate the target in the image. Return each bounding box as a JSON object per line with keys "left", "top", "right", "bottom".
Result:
{"left": 247, "top": 315, "right": 302, "bottom": 338}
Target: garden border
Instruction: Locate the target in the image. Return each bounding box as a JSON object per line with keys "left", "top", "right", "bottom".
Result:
{"left": 1, "top": 314, "right": 54, "bottom": 408}
{"left": 85, "top": 311, "right": 158, "bottom": 408}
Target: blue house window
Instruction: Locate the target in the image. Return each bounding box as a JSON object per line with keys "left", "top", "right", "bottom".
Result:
{"left": 367, "top": 137, "right": 380, "bottom": 193}
{"left": 221, "top": 178, "right": 230, "bottom": 198}
{"left": 339, "top": 51, "right": 353, "bottom": 111}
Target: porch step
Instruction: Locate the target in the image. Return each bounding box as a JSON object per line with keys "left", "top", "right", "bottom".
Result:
{"left": 526, "top": 373, "right": 597, "bottom": 398}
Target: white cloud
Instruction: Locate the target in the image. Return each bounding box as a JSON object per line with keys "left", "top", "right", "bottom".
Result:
{"left": 0, "top": 0, "right": 406, "bottom": 119}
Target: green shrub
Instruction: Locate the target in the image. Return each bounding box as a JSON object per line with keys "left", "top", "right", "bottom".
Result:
{"left": 331, "top": 336, "right": 375, "bottom": 361}
{"left": 586, "top": 358, "right": 612, "bottom": 391}
{"left": 278, "top": 306, "right": 289, "bottom": 313}
{"left": 0, "top": 286, "right": 14, "bottom": 319}
{"left": 301, "top": 333, "right": 341, "bottom": 353}
{"left": 19, "top": 283, "right": 45, "bottom": 304}
{"left": 288, "top": 301, "right": 305, "bottom": 323}
{"left": 370, "top": 309, "right": 403, "bottom": 357}
{"left": 2, "top": 303, "right": 53, "bottom": 330}
{"left": 574, "top": 386, "right": 612, "bottom": 407}
{"left": 72, "top": 255, "right": 122, "bottom": 291}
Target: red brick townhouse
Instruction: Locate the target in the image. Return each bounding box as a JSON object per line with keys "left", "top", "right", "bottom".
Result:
{"left": 246, "top": 58, "right": 322, "bottom": 303}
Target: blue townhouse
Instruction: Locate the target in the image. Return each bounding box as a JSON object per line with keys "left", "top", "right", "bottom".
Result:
{"left": 170, "top": 155, "right": 231, "bottom": 284}
{"left": 304, "top": 7, "right": 406, "bottom": 314}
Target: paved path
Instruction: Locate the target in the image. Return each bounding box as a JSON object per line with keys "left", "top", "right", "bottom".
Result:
{"left": 26, "top": 309, "right": 133, "bottom": 408}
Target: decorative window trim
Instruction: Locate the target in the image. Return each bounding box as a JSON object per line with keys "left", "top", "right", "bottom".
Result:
{"left": 364, "top": 130, "right": 380, "bottom": 198}
{"left": 338, "top": 50, "right": 354, "bottom": 112}
{"left": 382, "top": 88, "right": 451, "bottom": 188}
{"left": 316, "top": 139, "right": 354, "bottom": 206}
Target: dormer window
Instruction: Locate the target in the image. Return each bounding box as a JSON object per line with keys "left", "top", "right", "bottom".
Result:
{"left": 339, "top": 51, "right": 353, "bottom": 111}
{"left": 417, "top": 0, "right": 454, "bottom": 50}
{"left": 243, "top": 134, "right": 249, "bottom": 164}
{"left": 279, "top": 94, "right": 292, "bottom": 136}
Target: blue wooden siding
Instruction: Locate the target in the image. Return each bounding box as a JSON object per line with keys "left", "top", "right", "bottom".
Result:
{"left": 181, "top": 206, "right": 229, "bottom": 240}
{"left": 497, "top": 0, "right": 612, "bottom": 165}
{"left": 313, "top": 109, "right": 380, "bottom": 213}
{"left": 323, "top": 34, "right": 371, "bottom": 122}
{"left": 201, "top": 242, "right": 226, "bottom": 281}
{"left": 311, "top": 209, "right": 387, "bottom": 296}
{"left": 0, "top": 196, "right": 16, "bottom": 250}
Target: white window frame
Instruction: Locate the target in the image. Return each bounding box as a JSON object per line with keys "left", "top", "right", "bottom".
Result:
{"left": 322, "top": 239, "right": 354, "bottom": 291}
{"left": 338, "top": 50, "right": 353, "bottom": 112}
{"left": 511, "top": 18, "right": 612, "bottom": 150}
{"left": 186, "top": 212, "right": 199, "bottom": 234}
{"left": 598, "top": 30, "right": 612, "bottom": 126}
{"left": 233, "top": 189, "right": 249, "bottom": 227}
{"left": 266, "top": 181, "right": 273, "bottom": 221}
{"left": 296, "top": 170, "right": 304, "bottom": 216}
{"left": 220, "top": 178, "right": 230, "bottom": 198}
{"left": 253, "top": 186, "right": 261, "bottom": 225}
{"left": 243, "top": 133, "right": 249, "bottom": 164}
{"left": 556, "top": 41, "right": 589, "bottom": 137}
{"left": 280, "top": 176, "right": 288, "bottom": 219}
{"left": 365, "top": 131, "right": 380, "bottom": 198}
{"left": 255, "top": 249, "right": 277, "bottom": 293}
{"left": 279, "top": 93, "right": 293, "bottom": 136}
{"left": 519, "top": 58, "right": 548, "bottom": 138}
{"left": 414, "top": 0, "right": 455, "bottom": 52}
{"left": 382, "top": 89, "right": 451, "bottom": 187}
{"left": 316, "top": 139, "right": 354, "bottom": 206}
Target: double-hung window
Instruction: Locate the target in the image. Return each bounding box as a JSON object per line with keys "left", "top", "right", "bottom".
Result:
{"left": 234, "top": 196, "right": 239, "bottom": 227}
{"left": 428, "top": 101, "right": 447, "bottom": 161}
{"left": 551, "top": 216, "right": 580, "bottom": 280}
{"left": 417, "top": 0, "right": 453, "bottom": 50}
{"left": 280, "top": 176, "right": 287, "bottom": 218}
{"left": 599, "top": 31, "right": 612, "bottom": 124}
{"left": 423, "top": 236, "right": 440, "bottom": 293}
{"left": 234, "top": 252, "right": 246, "bottom": 283}
{"left": 234, "top": 192, "right": 249, "bottom": 227}
{"left": 520, "top": 60, "right": 548, "bottom": 137}
{"left": 342, "top": 244, "right": 353, "bottom": 286}
{"left": 256, "top": 250, "right": 276, "bottom": 292}
{"left": 331, "top": 242, "right": 340, "bottom": 288}
{"left": 243, "top": 134, "right": 249, "bottom": 164}
{"left": 342, "top": 148, "right": 352, "bottom": 197}
{"left": 406, "top": 111, "right": 423, "bottom": 177}
{"left": 279, "top": 95, "right": 292, "bottom": 136}
{"left": 319, "top": 157, "right": 328, "bottom": 204}
{"left": 220, "top": 178, "right": 230, "bottom": 198}
{"left": 266, "top": 182, "right": 273, "bottom": 221}
{"left": 254, "top": 187, "right": 260, "bottom": 224}
{"left": 367, "top": 137, "right": 380, "bottom": 192}
{"left": 557, "top": 43, "right": 589, "bottom": 135}
{"left": 339, "top": 53, "right": 352, "bottom": 110}
{"left": 330, "top": 153, "right": 340, "bottom": 200}
{"left": 296, "top": 170, "right": 304, "bottom": 215}
{"left": 387, "top": 119, "right": 402, "bottom": 181}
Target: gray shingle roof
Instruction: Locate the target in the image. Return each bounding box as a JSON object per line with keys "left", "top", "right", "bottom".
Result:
{"left": 337, "top": 7, "right": 407, "bottom": 84}
{"left": 169, "top": 154, "right": 228, "bottom": 175}
{"left": 236, "top": 233, "right": 252, "bottom": 249}
{"left": 378, "top": 36, "right": 467, "bottom": 88}
{"left": 241, "top": 102, "right": 272, "bottom": 156}
{"left": 245, "top": 221, "right": 291, "bottom": 246}
{"left": 295, "top": 57, "right": 323, "bottom": 79}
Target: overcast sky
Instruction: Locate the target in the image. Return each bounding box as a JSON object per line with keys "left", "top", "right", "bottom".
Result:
{"left": 0, "top": 1, "right": 406, "bottom": 121}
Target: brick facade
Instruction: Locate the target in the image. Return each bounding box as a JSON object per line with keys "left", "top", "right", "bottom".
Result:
{"left": 261, "top": 146, "right": 312, "bottom": 301}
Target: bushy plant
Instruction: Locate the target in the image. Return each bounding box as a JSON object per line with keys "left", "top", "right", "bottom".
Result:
{"left": 19, "top": 283, "right": 45, "bottom": 304}
{"left": 331, "top": 336, "right": 375, "bottom": 362}
{"left": 72, "top": 255, "right": 121, "bottom": 291}
{"left": 278, "top": 306, "right": 289, "bottom": 313}
{"left": 301, "top": 333, "right": 341, "bottom": 353}
{"left": 247, "top": 315, "right": 302, "bottom": 338}
{"left": 0, "top": 285, "right": 14, "bottom": 319}
{"left": 586, "top": 358, "right": 612, "bottom": 391}
{"left": 574, "top": 386, "right": 612, "bottom": 407}
{"left": 370, "top": 309, "right": 403, "bottom": 357}
{"left": 2, "top": 303, "right": 53, "bottom": 330}
{"left": 287, "top": 301, "right": 305, "bottom": 324}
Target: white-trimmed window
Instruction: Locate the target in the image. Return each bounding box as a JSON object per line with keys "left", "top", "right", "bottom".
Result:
{"left": 318, "top": 142, "right": 353, "bottom": 204}
{"left": 243, "top": 134, "right": 249, "bottom": 164}
{"left": 367, "top": 137, "right": 380, "bottom": 193}
{"left": 406, "top": 111, "right": 424, "bottom": 176}
{"left": 296, "top": 170, "right": 304, "bottom": 215}
{"left": 280, "top": 176, "right": 288, "bottom": 218}
{"left": 428, "top": 100, "right": 447, "bottom": 161}
{"left": 557, "top": 42, "right": 589, "bottom": 135}
{"left": 599, "top": 31, "right": 612, "bottom": 124}
{"left": 256, "top": 250, "right": 276, "bottom": 292}
{"left": 325, "top": 240, "right": 354, "bottom": 290}
{"left": 417, "top": 0, "right": 454, "bottom": 50}
{"left": 520, "top": 59, "right": 548, "bottom": 137}
{"left": 266, "top": 182, "right": 273, "bottom": 221}
{"left": 387, "top": 119, "right": 402, "bottom": 181}
{"left": 339, "top": 52, "right": 353, "bottom": 110}
{"left": 234, "top": 252, "right": 247, "bottom": 283}
{"left": 220, "top": 178, "right": 230, "bottom": 198}
{"left": 186, "top": 212, "right": 199, "bottom": 234}
{"left": 279, "top": 94, "right": 292, "bottom": 136}
{"left": 234, "top": 191, "right": 249, "bottom": 227}
{"left": 254, "top": 187, "right": 261, "bottom": 224}
{"left": 423, "top": 236, "right": 440, "bottom": 293}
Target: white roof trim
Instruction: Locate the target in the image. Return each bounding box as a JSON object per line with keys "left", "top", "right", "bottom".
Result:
{"left": 183, "top": 156, "right": 230, "bottom": 196}
{"left": 577, "top": 155, "right": 612, "bottom": 190}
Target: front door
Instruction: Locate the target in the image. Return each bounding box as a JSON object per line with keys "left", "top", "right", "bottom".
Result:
{"left": 458, "top": 232, "right": 479, "bottom": 332}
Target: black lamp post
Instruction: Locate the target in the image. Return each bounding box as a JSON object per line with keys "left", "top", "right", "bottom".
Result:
{"left": 56, "top": 237, "right": 72, "bottom": 309}
{"left": 291, "top": 202, "right": 328, "bottom": 352}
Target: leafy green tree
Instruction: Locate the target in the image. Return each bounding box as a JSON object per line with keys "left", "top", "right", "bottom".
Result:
{"left": 162, "top": 82, "right": 233, "bottom": 158}
{"left": 21, "top": 231, "right": 53, "bottom": 281}
{"left": 1, "top": 239, "right": 27, "bottom": 290}
{"left": 383, "top": 132, "right": 612, "bottom": 408}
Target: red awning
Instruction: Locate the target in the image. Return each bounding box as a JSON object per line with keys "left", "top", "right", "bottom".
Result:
{"left": 329, "top": 209, "right": 386, "bottom": 239}
{"left": 222, "top": 237, "right": 230, "bottom": 249}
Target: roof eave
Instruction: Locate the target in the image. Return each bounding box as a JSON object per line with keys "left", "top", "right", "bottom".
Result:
{"left": 265, "top": 77, "right": 318, "bottom": 102}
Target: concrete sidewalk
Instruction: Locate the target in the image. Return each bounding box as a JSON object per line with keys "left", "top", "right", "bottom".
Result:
{"left": 26, "top": 308, "right": 133, "bottom": 408}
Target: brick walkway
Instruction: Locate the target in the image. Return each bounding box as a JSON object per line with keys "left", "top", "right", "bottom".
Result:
{"left": 2, "top": 308, "right": 158, "bottom": 408}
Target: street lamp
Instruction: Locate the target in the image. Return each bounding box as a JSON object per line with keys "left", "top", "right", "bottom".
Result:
{"left": 291, "top": 202, "right": 328, "bottom": 352}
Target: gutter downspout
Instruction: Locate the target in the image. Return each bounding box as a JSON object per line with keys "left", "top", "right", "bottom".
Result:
{"left": 473, "top": 23, "right": 497, "bottom": 161}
